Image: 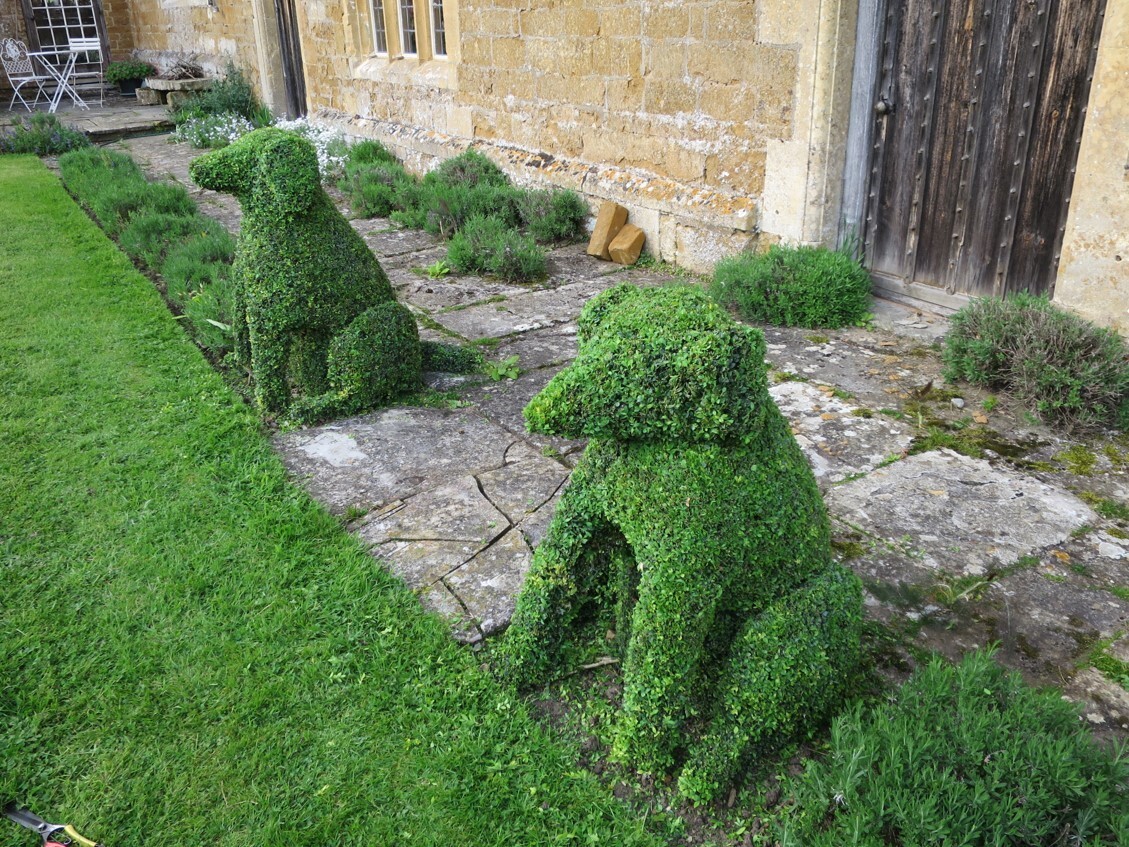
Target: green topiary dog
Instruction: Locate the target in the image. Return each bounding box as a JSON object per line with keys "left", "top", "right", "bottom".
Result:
{"left": 190, "top": 127, "right": 420, "bottom": 417}
{"left": 494, "top": 283, "right": 863, "bottom": 802}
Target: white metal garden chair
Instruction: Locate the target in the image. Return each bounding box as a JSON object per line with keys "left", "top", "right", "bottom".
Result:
{"left": 1, "top": 38, "right": 51, "bottom": 112}
{"left": 67, "top": 37, "right": 104, "bottom": 107}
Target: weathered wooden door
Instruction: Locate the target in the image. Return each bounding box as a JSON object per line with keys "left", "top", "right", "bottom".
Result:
{"left": 863, "top": 0, "right": 1106, "bottom": 303}
{"left": 274, "top": 0, "right": 307, "bottom": 118}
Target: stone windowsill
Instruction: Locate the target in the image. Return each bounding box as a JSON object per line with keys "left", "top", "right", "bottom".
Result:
{"left": 352, "top": 55, "right": 456, "bottom": 91}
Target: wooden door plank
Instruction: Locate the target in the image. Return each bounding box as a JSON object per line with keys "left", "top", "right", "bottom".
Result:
{"left": 1007, "top": 0, "right": 1108, "bottom": 296}
{"left": 914, "top": 0, "right": 977, "bottom": 290}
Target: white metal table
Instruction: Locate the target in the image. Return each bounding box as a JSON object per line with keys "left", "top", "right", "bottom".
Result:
{"left": 28, "top": 47, "right": 87, "bottom": 112}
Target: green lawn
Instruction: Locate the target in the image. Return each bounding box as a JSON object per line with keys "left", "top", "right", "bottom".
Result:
{"left": 0, "top": 155, "right": 657, "bottom": 847}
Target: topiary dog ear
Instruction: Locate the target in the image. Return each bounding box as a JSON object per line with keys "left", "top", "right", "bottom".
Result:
{"left": 257, "top": 131, "right": 321, "bottom": 216}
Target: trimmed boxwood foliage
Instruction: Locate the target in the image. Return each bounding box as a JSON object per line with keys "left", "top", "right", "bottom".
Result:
{"left": 496, "top": 283, "right": 863, "bottom": 802}
{"left": 419, "top": 339, "right": 485, "bottom": 374}
{"left": 711, "top": 244, "right": 872, "bottom": 328}
{"left": 779, "top": 650, "right": 1129, "bottom": 846}
{"left": 944, "top": 293, "right": 1129, "bottom": 430}
{"left": 189, "top": 127, "right": 420, "bottom": 417}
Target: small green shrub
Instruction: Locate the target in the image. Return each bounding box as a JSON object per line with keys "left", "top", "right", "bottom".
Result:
{"left": 182, "top": 273, "right": 237, "bottom": 356}
{"left": 59, "top": 147, "right": 143, "bottom": 199}
{"left": 171, "top": 64, "right": 271, "bottom": 127}
{"left": 425, "top": 181, "right": 521, "bottom": 236}
{"left": 515, "top": 188, "right": 588, "bottom": 244}
{"left": 779, "top": 649, "right": 1129, "bottom": 846}
{"left": 432, "top": 148, "right": 508, "bottom": 189}
{"left": 162, "top": 226, "right": 236, "bottom": 305}
{"left": 348, "top": 138, "right": 398, "bottom": 166}
{"left": 90, "top": 180, "right": 197, "bottom": 237}
{"left": 447, "top": 214, "right": 546, "bottom": 283}
{"left": 944, "top": 293, "right": 1129, "bottom": 430}
{"left": 0, "top": 114, "right": 89, "bottom": 155}
{"left": 340, "top": 161, "right": 408, "bottom": 217}
{"left": 419, "top": 340, "right": 484, "bottom": 374}
{"left": 104, "top": 60, "right": 155, "bottom": 84}
{"left": 710, "top": 244, "right": 872, "bottom": 328}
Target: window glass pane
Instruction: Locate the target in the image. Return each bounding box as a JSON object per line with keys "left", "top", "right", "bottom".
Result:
{"left": 399, "top": 0, "right": 417, "bottom": 55}
{"left": 431, "top": 0, "right": 446, "bottom": 57}
{"left": 371, "top": 0, "right": 388, "bottom": 54}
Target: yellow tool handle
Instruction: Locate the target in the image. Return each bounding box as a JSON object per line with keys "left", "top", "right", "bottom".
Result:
{"left": 62, "top": 824, "right": 101, "bottom": 847}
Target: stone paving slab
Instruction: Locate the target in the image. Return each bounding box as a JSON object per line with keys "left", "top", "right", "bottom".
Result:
{"left": 446, "top": 528, "right": 534, "bottom": 637}
{"left": 461, "top": 365, "right": 586, "bottom": 460}
{"left": 274, "top": 408, "right": 516, "bottom": 514}
{"left": 827, "top": 449, "right": 1096, "bottom": 577}
{"left": 430, "top": 277, "right": 628, "bottom": 339}
{"left": 490, "top": 324, "right": 578, "bottom": 371}
{"left": 401, "top": 278, "right": 528, "bottom": 314}
{"left": 769, "top": 381, "right": 914, "bottom": 485}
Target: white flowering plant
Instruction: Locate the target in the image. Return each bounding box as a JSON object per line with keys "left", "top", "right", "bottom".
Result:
{"left": 173, "top": 112, "right": 256, "bottom": 149}
{"left": 273, "top": 118, "right": 350, "bottom": 181}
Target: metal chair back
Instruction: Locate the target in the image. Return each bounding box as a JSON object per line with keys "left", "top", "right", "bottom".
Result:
{"left": 1, "top": 38, "right": 50, "bottom": 111}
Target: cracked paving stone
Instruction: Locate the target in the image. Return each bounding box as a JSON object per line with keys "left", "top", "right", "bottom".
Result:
{"left": 274, "top": 408, "right": 515, "bottom": 514}
{"left": 430, "top": 277, "right": 626, "bottom": 339}
{"left": 419, "top": 581, "right": 482, "bottom": 644}
{"left": 478, "top": 442, "right": 569, "bottom": 522}
{"left": 516, "top": 487, "right": 563, "bottom": 549}
{"left": 401, "top": 278, "right": 527, "bottom": 314}
{"left": 492, "top": 324, "right": 579, "bottom": 370}
{"left": 827, "top": 449, "right": 1095, "bottom": 577}
{"left": 542, "top": 242, "right": 626, "bottom": 285}
{"left": 372, "top": 539, "right": 482, "bottom": 589}
{"left": 770, "top": 381, "right": 913, "bottom": 485}
{"left": 358, "top": 475, "right": 509, "bottom": 545}
{"left": 462, "top": 366, "right": 585, "bottom": 459}
{"left": 357, "top": 226, "right": 441, "bottom": 256}
{"left": 1062, "top": 668, "right": 1129, "bottom": 732}
{"left": 445, "top": 528, "right": 533, "bottom": 636}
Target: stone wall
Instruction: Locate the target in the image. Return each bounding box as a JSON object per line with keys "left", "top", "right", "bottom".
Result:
{"left": 300, "top": 0, "right": 857, "bottom": 272}
{"left": 1055, "top": 0, "right": 1129, "bottom": 333}
{"left": 101, "top": 0, "right": 136, "bottom": 60}
{"left": 115, "top": 0, "right": 260, "bottom": 80}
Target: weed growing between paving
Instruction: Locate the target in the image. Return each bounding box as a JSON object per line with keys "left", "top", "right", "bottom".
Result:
{"left": 0, "top": 155, "right": 660, "bottom": 847}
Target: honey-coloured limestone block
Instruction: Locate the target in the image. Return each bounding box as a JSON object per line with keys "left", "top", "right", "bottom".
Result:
{"left": 587, "top": 201, "right": 629, "bottom": 260}
{"left": 608, "top": 224, "right": 646, "bottom": 265}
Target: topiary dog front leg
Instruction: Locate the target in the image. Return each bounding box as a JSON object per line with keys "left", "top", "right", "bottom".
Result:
{"left": 677, "top": 565, "right": 863, "bottom": 804}
{"left": 614, "top": 545, "right": 724, "bottom": 774}
{"left": 247, "top": 318, "right": 292, "bottom": 415}
{"left": 493, "top": 463, "right": 614, "bottom": 690}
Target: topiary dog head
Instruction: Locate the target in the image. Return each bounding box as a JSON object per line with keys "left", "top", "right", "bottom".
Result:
{"left": 524, "top": 284, "right": 770, "bottom": 443}
{"left": 189, "top": 127, "right": 321, "bottom": 217}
